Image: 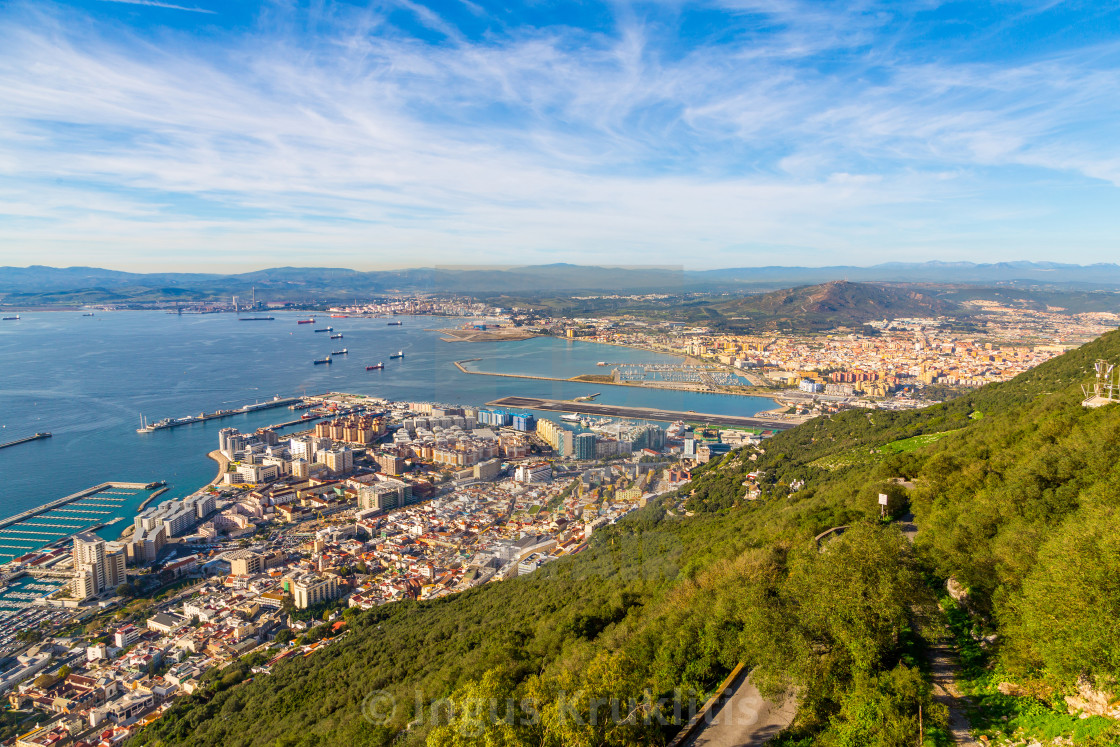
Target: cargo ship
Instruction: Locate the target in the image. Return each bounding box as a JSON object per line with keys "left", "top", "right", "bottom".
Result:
{"left": 386, "top": 321, "right": 403, "bottom": 326}
{"left": 82, "top": 313, "right": 95, "bottom": 317}
{"left": 330, "top": 314, "right": 349, "bottom": 318}
{"left": 366, "top": 362, "right": 384, "bottom": 370}
{"left": 314, "top": 327, "right": 333, "bottom": 332}
{"left": 330, "top": 334, "right": 343, "bottom": 339}
{"left": 389, "top": 350, "right": 405, "bottom": 359}
{"left": 297, "top": 319, "right": 314, "bottom": 324}
{"left": 313, "top": 357, "right": 332, "bottom": 365}
{"left": 331, "top": 349, "right": 348, "bottom": 355}
{"left": 239, "top": 316, "right": 275, "bottom": 321}
{"left": 2, "top": 315, "right": 19, "bottom": 321}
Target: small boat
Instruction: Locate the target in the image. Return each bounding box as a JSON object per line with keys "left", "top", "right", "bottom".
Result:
{"left": 313, "top": 358, "right": 332, "bottom": 365}
{"left": 366, "top": 362, "right": 384, "bottom": 370}
{"left": 2, "top": 315, "right": 19, "bottom": 321}
{"left": 330, "top": 334, "right": 343, "bottom": 339}
{"left": 389, "top": 350, "right": 404, "bottom": 359}
{"left": 331, "top": 349, "right": 348, "bottom": 355}
{"left": 386, "top": 321, "right": 402, "bottom": 326}
{"left": 297, "top": 319, "right": 314, "bottom": 324}
{"left": 314, "top": 327, "right": 333, "bottom": 332}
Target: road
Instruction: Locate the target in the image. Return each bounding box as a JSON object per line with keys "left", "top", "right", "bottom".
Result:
{"left": 485, "top": 396, "right": 801, "bottom": 430}
{"left": 683, "top": 670, "right": 796, "bottom": 747}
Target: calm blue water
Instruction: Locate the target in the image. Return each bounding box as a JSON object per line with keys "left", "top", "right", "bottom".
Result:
{"left": 0, "top": 312, "right": 774, "bottom": 529}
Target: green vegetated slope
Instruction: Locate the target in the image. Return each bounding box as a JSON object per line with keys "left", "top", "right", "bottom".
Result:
{"left": 132, "top": 330, "right": 1120, "bottom": 747}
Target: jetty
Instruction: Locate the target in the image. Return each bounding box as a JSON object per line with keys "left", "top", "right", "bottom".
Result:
{"left": 0, "top": 433, "right": 51, "bottom": 451}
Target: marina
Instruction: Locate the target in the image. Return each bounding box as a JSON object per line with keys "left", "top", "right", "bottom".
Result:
{"left": 0, "top": 482, "right": 163, "bottom": 564}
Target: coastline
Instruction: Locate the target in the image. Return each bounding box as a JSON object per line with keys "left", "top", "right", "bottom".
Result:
{"left": 207, "top": 450, "right": 230, "bottom": 486}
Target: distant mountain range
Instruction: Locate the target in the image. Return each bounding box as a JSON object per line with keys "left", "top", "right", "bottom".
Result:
{"left": 3, "top": 261, "right": 1120, "bottom": 305}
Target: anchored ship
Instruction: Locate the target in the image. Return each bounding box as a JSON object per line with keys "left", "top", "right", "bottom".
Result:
{"left": 331, "top": 349, "right": 348, "bottom": 355}
{"left": 366, "top": 362, "right": 384, "bottom": 370}
{"left": 389, "top": 350, "right": 405, "bottom": 359}
{"left": 313, "top": 357, "right": 332, "bottom": 365}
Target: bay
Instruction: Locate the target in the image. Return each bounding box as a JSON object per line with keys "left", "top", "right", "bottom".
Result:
{"left": 0, "top": 311, "right": 775, "bottom": 531}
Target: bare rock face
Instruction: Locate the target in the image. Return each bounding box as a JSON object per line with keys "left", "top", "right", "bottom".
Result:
{"left": 1064, "top": 677, "right": 1120, "bottom": 719}
{"left": 946, "top": 576, "right": 970, "bottom": 604}
{"left": 997, "top": 681, "right": 1025, "bottom": 696}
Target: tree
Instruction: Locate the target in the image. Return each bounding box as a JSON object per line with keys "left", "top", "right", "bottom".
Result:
{"left": 116, "top": 582, "right": 135, "bottom": 598}
{"left": 1011, "top": 505, "right": 1120, "bottom": 686}
{"left": 57, "top": 664, "right": 72, "bottom": 679}
{"left": 273, "top": 629, "right": 293, "bottom": 645}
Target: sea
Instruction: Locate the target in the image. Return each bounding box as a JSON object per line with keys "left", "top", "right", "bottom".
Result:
{"left": 0, "top": 311, "right": 775, "bottom": 552}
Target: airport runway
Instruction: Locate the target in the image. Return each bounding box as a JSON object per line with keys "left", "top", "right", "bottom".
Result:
{"left": 485, "top": 396, "right": 799, "bottom": 430}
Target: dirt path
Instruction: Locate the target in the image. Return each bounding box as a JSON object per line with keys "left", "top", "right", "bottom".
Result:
{"left": 927, "top": 642, "right": 979, "bottom": 746}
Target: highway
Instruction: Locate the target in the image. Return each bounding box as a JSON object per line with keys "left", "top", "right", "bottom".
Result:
{"left": 485, "top": 397, "right": 802, "bottom": 430}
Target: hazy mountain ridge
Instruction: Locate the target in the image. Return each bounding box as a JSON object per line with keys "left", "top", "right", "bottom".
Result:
{"left": 734, "top": 280, "right": 957, "bottom": 321}
{"left": 5, "top": 261, "right": 1120, "bottom": 304}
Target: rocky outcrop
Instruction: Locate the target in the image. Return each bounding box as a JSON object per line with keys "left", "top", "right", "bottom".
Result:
{"left": 1064, "top": 677, "right": 1120, "bottom": 719}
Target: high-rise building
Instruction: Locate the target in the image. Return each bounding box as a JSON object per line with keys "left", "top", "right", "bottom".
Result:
{"left": 574, "top": 432, "right": 598, "bottom": 460}
{"left": 290, "top": 573, "right": 341, "bottom": 609}
{"left": 71, "top": 532, "right": 126, "bottom": 600}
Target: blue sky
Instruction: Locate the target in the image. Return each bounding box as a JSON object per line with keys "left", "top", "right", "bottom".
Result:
{"left": 1, "top": 0, "right": 1118, "bottom": 271}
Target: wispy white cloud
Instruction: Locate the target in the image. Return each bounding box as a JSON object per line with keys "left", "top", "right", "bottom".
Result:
{"left": 95, "top": 0, "right": 216, "bottom": 14}
{"left": 0, "top": 0, "right": 1118, "bottom": 270}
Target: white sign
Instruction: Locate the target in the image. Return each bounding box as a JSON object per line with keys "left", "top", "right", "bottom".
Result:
{"left": 878, "top": 493, "right": 889, "bottom": 506}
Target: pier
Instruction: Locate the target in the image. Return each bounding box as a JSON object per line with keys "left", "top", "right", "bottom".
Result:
{"left": 0, "top": 432, "right": 51, "bottom": 450}
{"left": 138, "top": 395, "right": 303, "bottom": 433}
{"left": 136, "top": 486, "right": 168, "bottom": 512}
